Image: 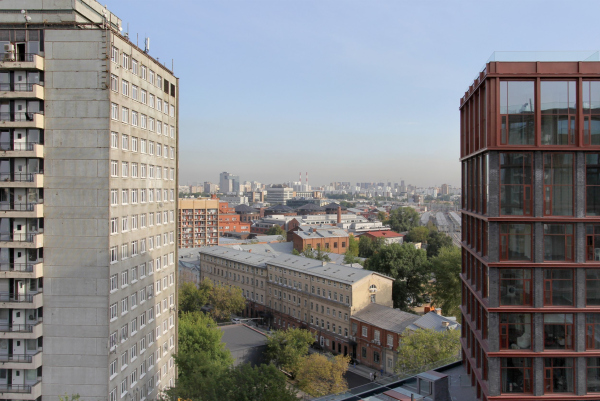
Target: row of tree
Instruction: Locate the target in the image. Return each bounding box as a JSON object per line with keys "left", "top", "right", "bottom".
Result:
{"left": 179, "top": 279, "right": 247, "bottom": 321}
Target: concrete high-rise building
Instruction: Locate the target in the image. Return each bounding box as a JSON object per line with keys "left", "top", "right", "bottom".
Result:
{"left": 0, "top": 1, "right": 178, "bottom": 399}
{"left": 219, "top": 172, "right": 240, "bottom": 194}
{"left": 460, "top": 52, "right": 600, "bottom": 400}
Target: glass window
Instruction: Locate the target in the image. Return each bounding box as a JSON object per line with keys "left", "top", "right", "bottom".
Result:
{"left": 582, "top": 81, "right": 600, "bottom": 145}
{"left": 501, "top": 357, "right": 532, "bottom": 393}
{"left": 500, "top": 153, "right": 532, "bottom": 216}
{"left": 587, "top": 314, "right": 600, "bottom": 350}
{"left": 541, "top": 81, "right": 576, "bottom": 145}
{"left": 499, "top": 313, "right": 532, "bottom": 350}
{"left": 543, "top": 153, "right": 573, "bottom": 216}
{"left": 499, "top": 269, "right": 532, "bottom": 306}
{"left": 586, "top": 154, "right": 600, "bottom": 216}
{"left": 543, "top": 224, "right": 573, "bottom": 261}
{"left": 500, "top": 224, "right": 532, "bottom": 261}
{"left": 544, "top": 358, "right": 574, "bottom": 393}
{"left": 543, "top": 314, "right": 573, "bottom": 350}
{"left": 544, "top": 269, "right": 573, "bottom": 306}
{"left": 588, "top": 358, "right": 600, "bottom": 393}
{"left": 587, "top": 270, "right": 600, "bottom": 305}
{"left": 587, "top": 225, "right": 600, "bottom": 261}
{"left": 500, "top": 81, "right": 535, "bottom": 145}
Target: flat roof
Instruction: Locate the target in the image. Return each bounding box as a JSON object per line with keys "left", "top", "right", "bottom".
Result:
{"left": 487, "top": 50, "right": 600, "bottom": 63}
{"left": 219, "top": 324, "right": 268, "bottom": 352}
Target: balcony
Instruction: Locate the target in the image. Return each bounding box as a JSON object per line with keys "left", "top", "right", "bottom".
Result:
{"left": 0, "top": 351, "right": 42, "bottom": 369}
{"left": 0, "top": 202, "right": 43, "bottom": 218}
{"left": 0, "top": 233, "right": 43, "bottom": 249}
{"left": 0, "top": 291, "right": 43, "bottom": 309}
{"left": 0, "top": 380, "right": 42, "bottom": 399}
{"left": 0, "top": 113, "right": 44, "bottom": 129}
{"left": 0, "top": 84, "right": 44, "bottom": 100}
{"left": 0, "top": 319, "right": 43, "bottom": 339}
{"left": 0, "top": 142, "right": 43, "bottom": 158}
{"left": 0, "top": 261, "right": 43, "bottom": 279}
{"left": 0, "top": 53, "right": 44, "bottom": 70}
{"left": 0, "top": 172, "right": 44, "bottom": 189}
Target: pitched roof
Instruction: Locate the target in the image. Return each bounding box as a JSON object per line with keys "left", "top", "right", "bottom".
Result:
{"left": 364, "top": 231, "right": 404, "bottom": 238}
{"left": 235, "top": 204, "right": 258, "bottom": 213}
{"left": 296, "top": 203, "right": 326, "bottom": 211}
{"left": 352, "top": 303, "right": 420, "bottom": 334}
{"left": 407, "top": 311, "right": 460, "bottom": 332}
{"left": 266, "top": 204, "right": 294, "bottom": 212}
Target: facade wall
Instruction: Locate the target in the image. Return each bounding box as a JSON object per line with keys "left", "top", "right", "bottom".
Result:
{"left": 291, "top": 233, "right": 348, "bottom": 254}
{"left": 178, "top": 198, "right": 219, "bottom": 247}
{"left": 351, "top": 318, "right": 401, "bottom": 373}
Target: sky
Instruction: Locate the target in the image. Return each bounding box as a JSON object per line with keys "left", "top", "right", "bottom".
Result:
{"left": 106, "top": 0, "right": 600, "bottom": 188}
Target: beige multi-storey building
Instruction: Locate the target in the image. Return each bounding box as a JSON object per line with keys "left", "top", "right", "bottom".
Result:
{"left": 178, "top": 198, "right": 219, "bottom": 248}
{"left": 0, "top": 1, "right": 178, "bottom": 399}
{"left": 198, "top": 246, "right": 393, "bottom": 359}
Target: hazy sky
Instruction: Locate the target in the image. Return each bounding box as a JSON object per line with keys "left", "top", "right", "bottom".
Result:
{"left": 107, "top": 0, "right": 600, "bottom": 188}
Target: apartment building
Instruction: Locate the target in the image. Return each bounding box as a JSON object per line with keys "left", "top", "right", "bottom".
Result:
{"left": 218, "top": 202, "right": 250, "bottom": 235}
{"left": 0, "top": 1, "right": 178, "bottom": 399}
{"left": 460, "top": 52, "right": 600, "bottom": 400}
{"left": 197, "top": 246, "right": 393, "bottom": 359}
{"left": 178, "top": 198, "right": 219, "bottom": 248}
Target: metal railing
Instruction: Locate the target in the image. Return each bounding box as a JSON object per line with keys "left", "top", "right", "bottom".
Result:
{"left": 0, "top": 262, "right": 37, "bottom": 272}
{"left": 0, "top": 292, "right": 40, "bottom": 302}
{"left": 2, "top": 53, "right": 36, "bottom": 62}
{"left": 0, "top": 83, "right": 41, "bottom": 92}
{"left": 0, "top": 201, "right": 43, "bottom": 211}
{"left": 0, "top": 233, "right": 38, "bottom": 242}
{"left": 0, "top": 142, "right": 37, "bottom": 151}
{"left": 0, "top": 172, "right": 43, "bottom": 183}
{"left": 0, "top": 319, "right": 42, "bottom": 332}
{"left": 0, "top": 383, "right": 36, "bottom": 393}
{"left": 0, "top": 112, "right": 44, "bottom": 122}
{"left": 0, "top": 353, "right": 38, "bottom": 363}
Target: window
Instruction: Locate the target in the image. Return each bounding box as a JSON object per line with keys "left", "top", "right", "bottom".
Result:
{"left": 544, "top": 358, "right": 574, "bottom": 393}
{"left": 543, "top": 153, "right": 573, "bottom": 216}
{"left": 121, "top": 134, "right": 128, "bottom": 150}
{"left": 140, "top": 139, "right": 147, "bottom": 154}
{"left": 501, "top": 357, "right": 532, "bottom": 393}
{"left": 499, "top": 81, "right": 535, "bottom": 145}
{"left": 110, "top": 303, "right": 117, "bottom": 320}
{"left": 110, "top": 274, "right": 118, "bottom": 291}
{"left": 587, "top": 154, "right": 600, "bottom": 216}
{"left": 122, "top": 162, "right": 128, "bottom": 177}
{"left": 500, "top": 153, "right": 532, "bottom": 216}
{"left": 149, "top": 70, "right": 155, "bottom": 85}
{"left": 111, "top": 103, "right": 118, "bottom": 120}
{"left": 110, "top": 246, "right": 118, "bottom": 263}
{"left": 587, "top": 270, "right": 600, "bottom": 305}
{"left": 583, "top": 81, "right": 600, "bottom": 145}
{"left": 111, "top": 218, "right": 118, "bottom": 234}
{"left": 544, "top": 269, "right": 573, "bottom": 306}
{"left": 121, "top": 189, "right": 128, "bottom": 204}
{"left": 543, "top": 224, "right": 573, "bottom": 261}
{"left": 120, "top": 377, "right": 128, "bottom": 396}
{"left": 122, "top": 107, "right": 129, "bottom": 124}
{"left": 122, "top": 270, "right": 128, "bottom": 287}
{"left": 544, "top": 314, "right": 573, "bottom": 350}
{"left": 110, "top": 74, "right": 118, "bottom": 91}
{"left": 149, "top": 117, "right": 155, "bottom": 131}
{"left": 110, "top": 359, "right": 117, "bottom": 378}
{"left": 122, "top": 80, "right": 129, "bottom": 97}
{"left": 141, "top": 114, "right": 147, "bottom": 129}
{"left": 122, "top": 53, "right": 129, "bottom": 70}
{"left": 500, "top": 224, "right": 531, "bottom": 261}
{"left": 588, "top": 358, "right": 600, "bottom": 393}
{"left": 121, "top": 297, "right": 128, "bottom": 314}
{"left": 111, "top": 131, "right": 118, "bottom": 148}
{"left": 110, "top": 332, "right": 118, "bottom": 349}
{"left": 131, "top": 59, "right": 138, "bottom": 75}
{"left": 111, "top": 46, "right": 118, "bottom": 63}
{"left": 131, "top": 111, "right": 138, "bottom": 126}
{"left": 587, "top": 314, "right": 600, "bottom": 349}
{"left": 361, "top": 326, "right": 367, "bottom": 337}
{"left": 141, "top": 65, "right": 147, "bottom": 80}
{"left": 500, "top": 313, "right": 531, "bottom": 350}
{"left": 541, "top": 81, "right": 576, "bottom": 145}
{"left": 499, "top": 269, "right": 532, "bottom": 306}
{"left": 131, "top": 163, "right": 138, "bottom": 178}
{"left": 141, "top": 89, "right": 147, "bottom": 104}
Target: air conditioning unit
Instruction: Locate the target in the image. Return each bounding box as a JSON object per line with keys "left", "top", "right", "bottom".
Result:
{"left": 4, "top": 43, "right": 14, "bottom": 53}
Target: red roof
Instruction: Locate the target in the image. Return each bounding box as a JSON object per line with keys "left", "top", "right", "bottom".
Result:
{"left": 364, "top": 231, "right": 404, "bottom": 238}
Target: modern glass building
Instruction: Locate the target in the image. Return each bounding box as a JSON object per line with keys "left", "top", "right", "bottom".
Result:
{"left": 460, "top": 52, "right": 600, "bottom": 400}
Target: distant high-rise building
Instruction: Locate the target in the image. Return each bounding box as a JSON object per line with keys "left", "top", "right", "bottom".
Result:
{"left": 460, "top": 53, "right": 600, "bottom": 400}
{"left": 0, "top": 1, "right": 178, "bottom": 398}
{"left": 441, "top": 183, "right": 450, "bottom": 195}
{"left": 219, "top": 172, "right": 240, "bottom": 193}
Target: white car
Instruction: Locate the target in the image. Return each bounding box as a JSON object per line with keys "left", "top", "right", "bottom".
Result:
{"left": 231, "top": 318, "right": 242, "bottom": 324}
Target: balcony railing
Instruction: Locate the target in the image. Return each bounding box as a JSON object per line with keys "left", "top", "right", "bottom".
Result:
{"left": 0, "top": 292, "right": 40, "bottom": 302}
{"left": 0, "top": 201, "right": 42, "bottom": 211}
{"left": 0, "top": 383, "right": 37, "bottom": 393}
{"left": 0, "top": 233, "right": 39, "bottom": 242}
{"left": 0, "top": 112, "right": 44, "bottom": 122}
{"left": 0, "top": 319, "right": 42, "bottom": 332}
{"left": 0, "top": 83, "right": 41, "bottom": 92}
{"left": 0, "top": 262, "right": 39, "bottom": 272}
{"left": 2, "top": 53, "right": 35, "bottom": 62}
{"left": 0, "top": 172, "right": 43, "bottom": 183}
{"left": 0, "top": 352, "right": 40, "bottom": 363}
{"left": 0, "top": 142, "right": 38, "bottom": 151}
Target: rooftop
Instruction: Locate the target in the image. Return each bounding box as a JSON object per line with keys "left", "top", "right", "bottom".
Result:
{"left": 198, "top": 246, "right": 274, "bottom": 266}
{"left": 407, "top": 311, "right": 460, "bottom": 332}
{"left": 296, "top": 203, "right": 326, "bottom": 211}
{"left": 487, "top": 50, "right": 600, "bottom": 62}
{"left": 364, "top": 231, "right": 404, "bottom": 238}
{"left": 293, "top": 228, "right": 349, "bottom": 239}
{"left": 219, "top": 324, "right": 268, "bottom": 352}
{"left": 352, "top": 304, "right": 420, "bottom": 334}
{"left": 234, "top": 204, "right": 258, "bottom": 213}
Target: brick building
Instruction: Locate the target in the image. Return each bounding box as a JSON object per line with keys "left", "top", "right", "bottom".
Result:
{"left": 235, "top": 204, "right": 261, "bottom": 223}
{"left": 218, "top": 201, "right": 250, "bottom": 235}
{"left": 362, "top": 230, "right": 405, "bottom": 245}
{"left": 291, "top": 227, "right": 349, "bottom": 254}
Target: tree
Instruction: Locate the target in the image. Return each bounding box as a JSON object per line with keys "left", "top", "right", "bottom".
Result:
{"left": 377, "top": 211, "right": 387, "bottom": 221}
{"left": 296, "top": 245, "right": 331, "bottom": 262}
{"left": 406, "top": 226, "right": 429, "bottom": 244}
{"left": 265, "top": 328, "right": 314, "bottom": 378}
{"left": 296, "top": 353, "right": 350, "bottom": 397}
{"left": 265, "top": 225, "right": 286, "bottom": 237}
{"left": 395, "top": 328, "right": 461, "bottom": 374}
{"left": 358, "top": 235, "right": 384, "bottom": 258}
{"left": 426, "top": 230, "right": 454, "bottom": 258}
{"left": 429, "top": 246, "right": 462, "bottom": 319}
{"left": 207, "top": 280, "right": 246, "bottom": 321}
{"left": 365, "top": 243, "right": 431, "bottom": 311}
{"left": 223, "top": 363, "right": 297, "bottom": 401}
{"left": 385, "top": 207, "right": 419, "bottom": 232}
{"left": 179, "top": 281, "right": 210, "bottom": 314}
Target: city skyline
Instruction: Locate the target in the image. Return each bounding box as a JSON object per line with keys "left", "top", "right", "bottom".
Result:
{"left": 105, "top": 0, "right": 600, "bottom": 187}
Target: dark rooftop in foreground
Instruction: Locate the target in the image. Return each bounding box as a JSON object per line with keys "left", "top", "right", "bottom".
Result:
{"left": 219, "top": 324, "right": 268, "bottom": 352}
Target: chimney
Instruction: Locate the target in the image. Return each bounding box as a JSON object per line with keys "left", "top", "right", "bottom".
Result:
{"left": 435, "top": 308, "right": 442, "bottom": 316}
{"left": 337, "top": 206, "right": 342, "bottom": 224}
{"left": 211, "top": 194, "right": 217, "bottom": 200}
{"left": 442, "top": 321, "right": 450, "bottom": 327}
{"left": 322, "top": 260, "right": 327, "bottom": 266}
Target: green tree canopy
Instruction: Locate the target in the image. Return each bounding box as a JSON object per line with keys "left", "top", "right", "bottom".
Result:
{"left": 295, "top": 244, "right": 331, "bottom": 261}
{"left": 358, "top": 235, "right": 384, "bottom": 258}
{"left": 223, "top": 364, "right": 297, "bottom": 401}
{"left": 265, "top": 328, "right": 314, "bottom": 378}
{"left": 395, "top": 328, "right": 461, "bottom": 374}
{"left": 297, "top": 354, "right": 350, "bottom": 397}
{"left": 207, "top": 279, "right": 247, "bottom": 322}
{"left": 365, "top": 243, "right": 431, "bottom": 311}
{"left": 265, "top": 225, "right": 286, "bottom": 237}
{"left": 429, "top": 246, "right": 462, "bottom": 318}
{"left": 179, "top": 281, "right": 210, "bottom": 314}
{"left": 426, "top": 230, "right": 454, "bottom": 258}
{"left": 405, "top": 226, "right": 430, "bottom": 244}
{"left": 385, "top": 207, "right": 420, "bottom": 232}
